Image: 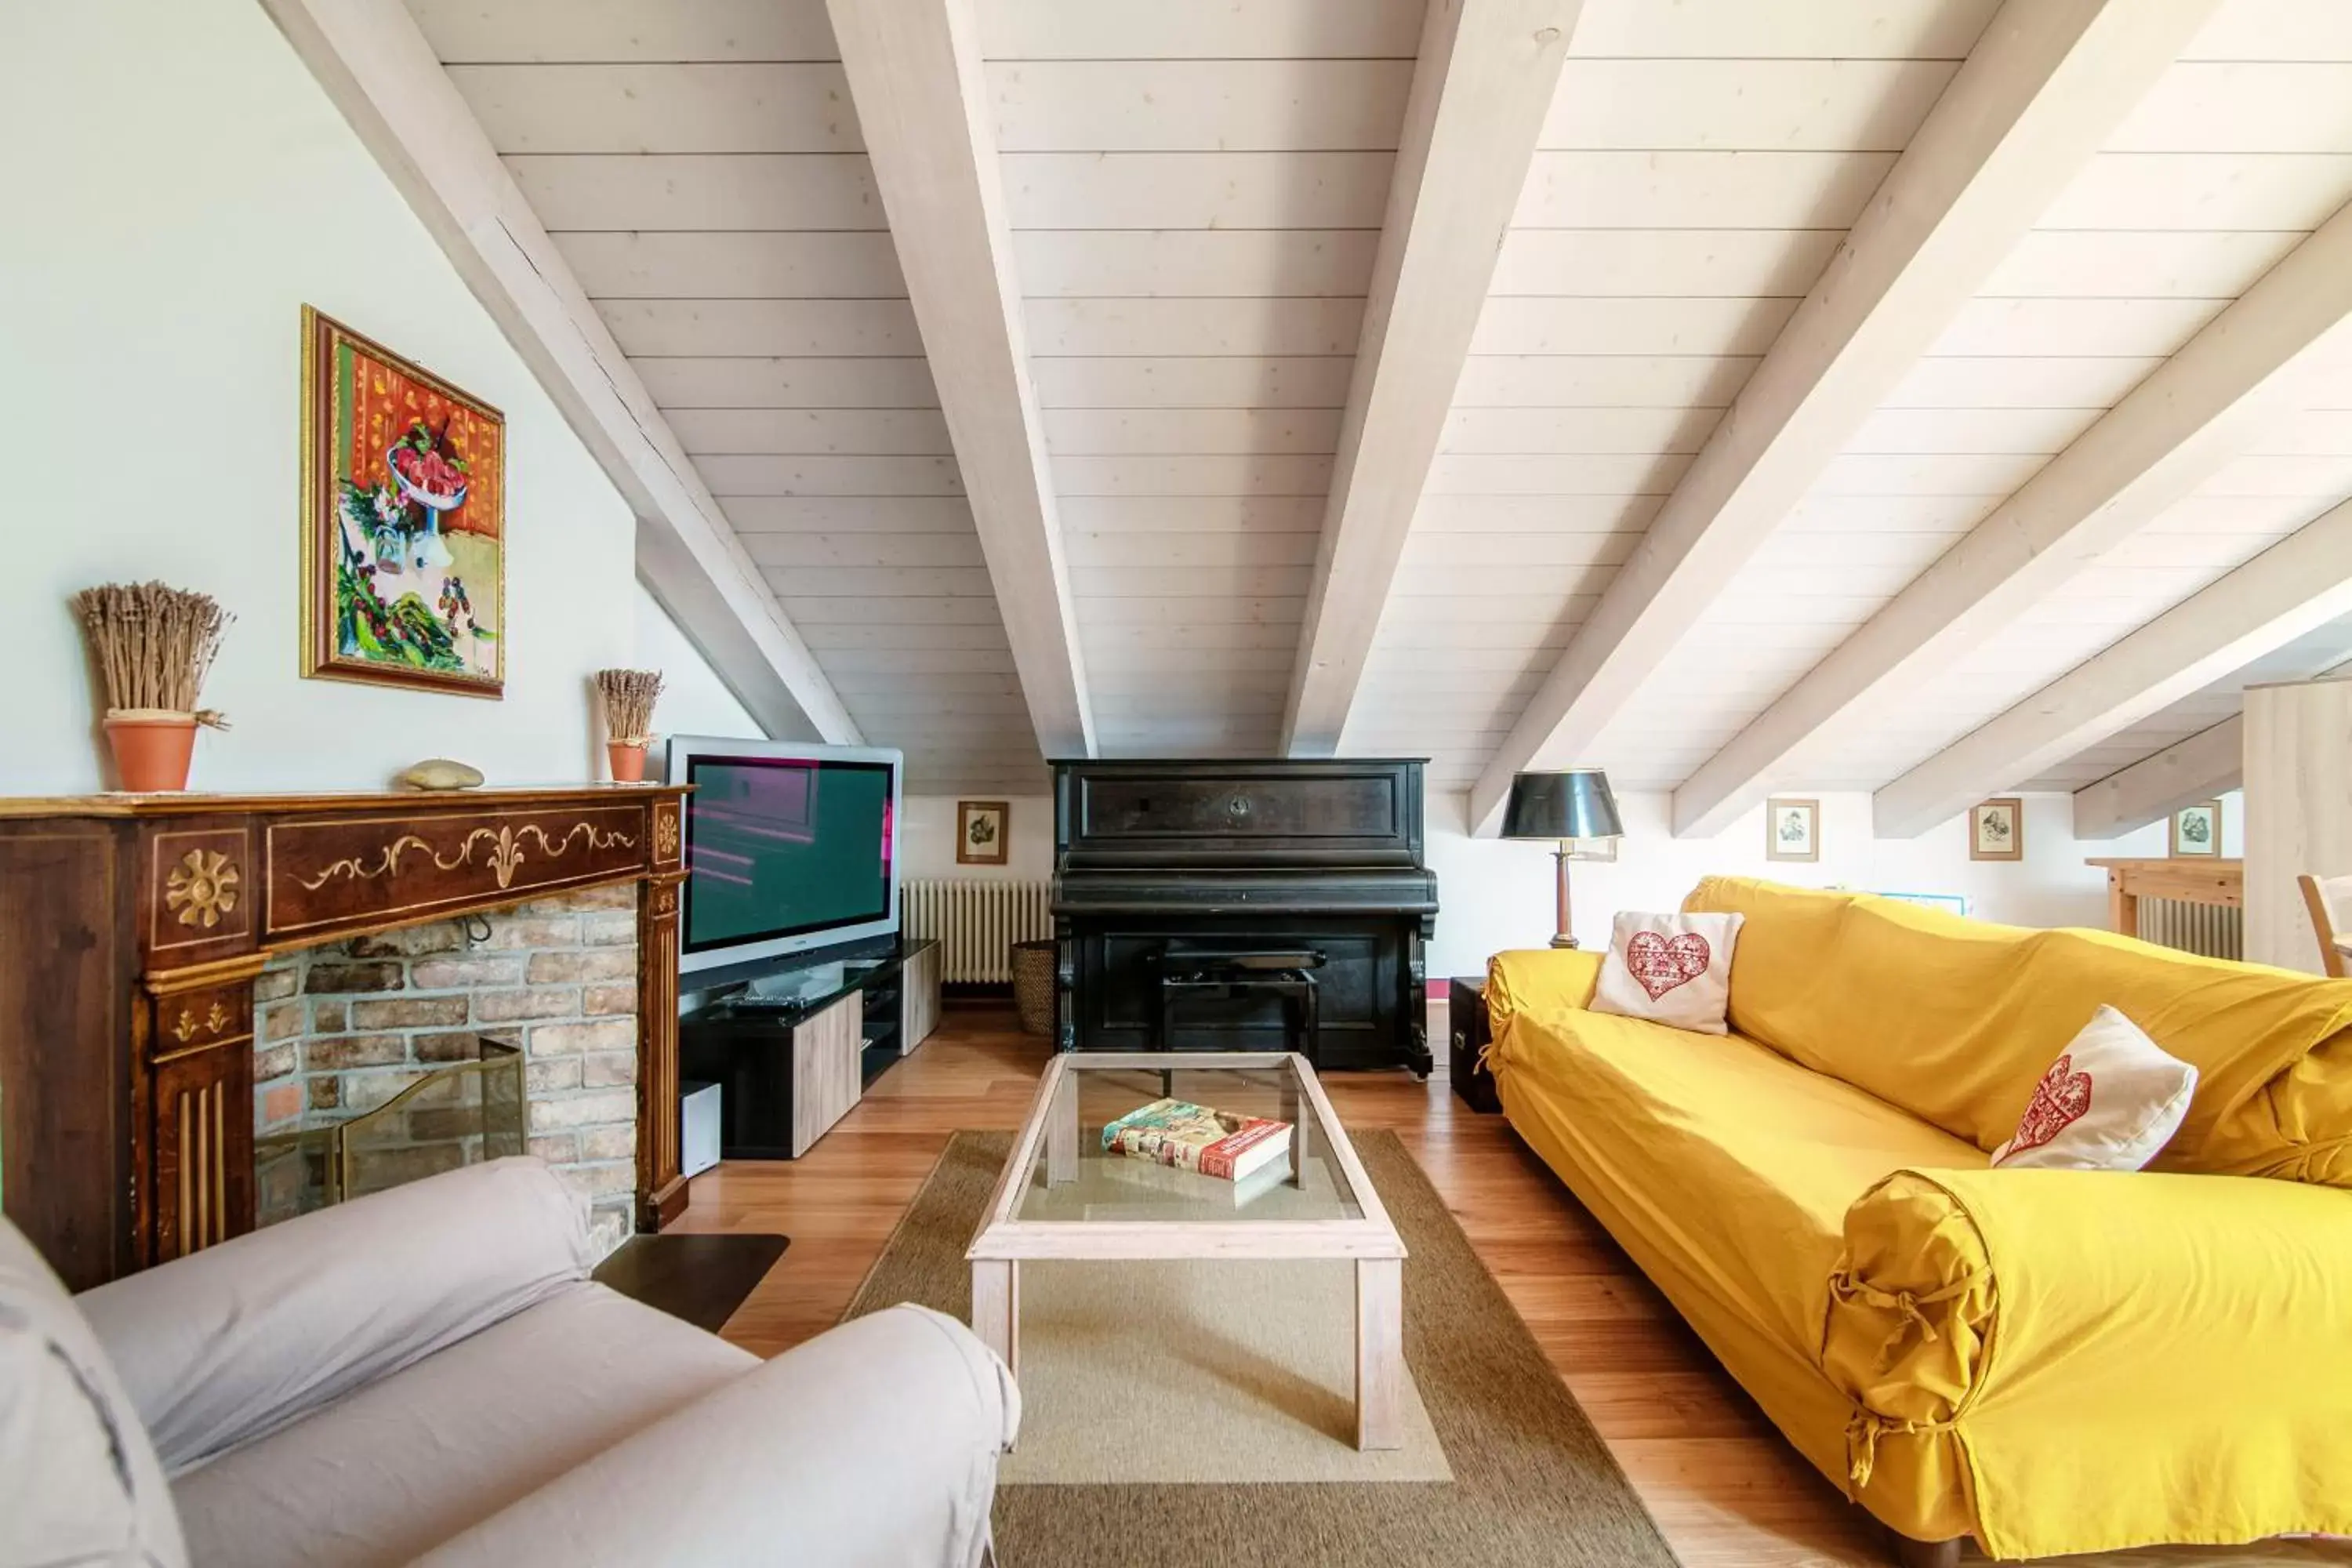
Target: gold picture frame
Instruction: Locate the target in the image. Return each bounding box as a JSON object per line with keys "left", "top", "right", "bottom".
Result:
{"left": 956, "top": 800, "right": 1009, "bottom": 866}
{"left": 1969, "top": 797, "right": 2024, "bottom": 862}
{"left": 1765, "top": 798, "right": 1819, "bottom": 862}
{"left": 300, "top": 307, "right": 506, "bottom": 698}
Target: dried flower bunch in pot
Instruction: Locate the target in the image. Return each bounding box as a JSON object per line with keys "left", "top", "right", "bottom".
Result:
{"left": 595, "top": 667, "right": 663, "bottom": 782}
{"left": 73, "top": 581, "right": 233, "bottom": 792}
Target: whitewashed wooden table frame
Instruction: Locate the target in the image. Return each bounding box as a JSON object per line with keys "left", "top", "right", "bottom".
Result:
{"left": 965, "top": 1051, "right": 1409, "bottom": 1450}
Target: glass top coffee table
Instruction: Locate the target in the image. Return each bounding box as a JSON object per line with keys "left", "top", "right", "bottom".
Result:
{"left": 966, "top": 1051, "right": 1407, "bottom": 1450}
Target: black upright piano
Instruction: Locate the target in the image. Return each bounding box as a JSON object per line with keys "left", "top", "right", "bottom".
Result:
{"left": 1050, "top": 759, "right": 1438, "bottom": 1074}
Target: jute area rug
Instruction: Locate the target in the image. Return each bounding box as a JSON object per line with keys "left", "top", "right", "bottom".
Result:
{"left": 844, "top": 1129, "right": 1681, "bottom": 1566}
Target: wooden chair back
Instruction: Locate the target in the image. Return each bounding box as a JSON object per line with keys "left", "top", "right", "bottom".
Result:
{"left": 2297, "top": 873, "right": 2352, "bottom": 978}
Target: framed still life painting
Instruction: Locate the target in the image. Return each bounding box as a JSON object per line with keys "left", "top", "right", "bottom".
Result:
{"left": 300, "top": 307, "right": 505, "bottom": 697}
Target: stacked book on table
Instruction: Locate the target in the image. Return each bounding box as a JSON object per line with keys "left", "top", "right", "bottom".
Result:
{"left": 1100, "top": 1098, "right": 1294, "bottom": 1207}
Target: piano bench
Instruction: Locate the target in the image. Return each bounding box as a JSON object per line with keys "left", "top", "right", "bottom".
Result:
{"left": 1154, "top": 947, "right": 1325, "bottom": 1062}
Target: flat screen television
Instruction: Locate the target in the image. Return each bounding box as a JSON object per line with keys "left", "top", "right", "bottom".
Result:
{"left": 666, "top": 738, "right": 903, "bottom": 976}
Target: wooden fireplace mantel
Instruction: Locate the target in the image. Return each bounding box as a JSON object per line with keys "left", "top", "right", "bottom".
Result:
{"left": 0, "top": 782, "right": 691, "bottom": 1290}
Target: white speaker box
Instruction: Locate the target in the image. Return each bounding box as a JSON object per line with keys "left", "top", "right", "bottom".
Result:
{"left": 681, "top": 1080, "right": 723, "bottom": 1178}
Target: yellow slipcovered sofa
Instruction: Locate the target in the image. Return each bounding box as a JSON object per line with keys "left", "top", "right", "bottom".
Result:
{"left": 1485, "top": 877, "right": 2352, "bottom": 1562}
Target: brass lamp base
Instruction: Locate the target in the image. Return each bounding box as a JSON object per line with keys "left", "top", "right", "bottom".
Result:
{"left": 1551, "top": 846, "right": 1579, "bottom": 949}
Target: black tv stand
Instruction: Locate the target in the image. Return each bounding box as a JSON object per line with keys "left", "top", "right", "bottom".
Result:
{"left": 678, "top": 938, "right": 942, "bottom": 1159}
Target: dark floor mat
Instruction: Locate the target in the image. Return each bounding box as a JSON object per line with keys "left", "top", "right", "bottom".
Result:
{"left": 594, "top": 1232, "right": 790, "bottom": 1334}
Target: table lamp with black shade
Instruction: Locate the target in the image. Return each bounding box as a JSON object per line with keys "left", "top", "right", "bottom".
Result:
{"left": 1502, "top": 770, "right": 1624, "bottom": 949}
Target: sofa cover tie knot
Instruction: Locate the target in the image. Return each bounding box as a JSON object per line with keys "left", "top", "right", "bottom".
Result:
{"left": 1844, "top": 1407, "right": 1962, "bottom": 1492}
{"left": 1825, "top": 1268, "right": 1973, "bottom": 1345}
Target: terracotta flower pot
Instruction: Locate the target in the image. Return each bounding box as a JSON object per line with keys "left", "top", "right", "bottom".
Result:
{"left": 607, "top": 742, "right": 648, "bottom": 783}
{"left": 104, "top": 710, "right": 199, "bottom": 793}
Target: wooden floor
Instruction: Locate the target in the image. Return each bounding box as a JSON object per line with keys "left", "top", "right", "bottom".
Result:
{"left": 672, "top": 1004, "right": 2347, "bottom": 1568}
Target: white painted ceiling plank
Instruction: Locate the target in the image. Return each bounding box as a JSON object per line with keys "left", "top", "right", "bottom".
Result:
{"left": 1675, "top": 197, "right": 2352, "bottom": 837}
{"left": 1514, "top": 150, "right": 1898, "bottom": 230}
{"left": 598, "top": 299, "right": 924, "bottom": 358}
{"left": 259, "top": 0, "right": 857, "bottom": 743}
{"left": 404, "top": 0, "right": 841, "bottom": 63}
{"left": 1541, "top": 58, "right": 1957, "bottom": 151}
{"left": 976, "top": 0, "right": 1426, "bottom": 61}
{"left": 2042, "top": 151, "right": 2352, "bottom": 230}
{"left": 1873, "top": 499, "right": 2352, "bottom": 836}
{"left": 638, "top": 358, "right": 941, "bottom": 410}
{"left": 668, "top": 408, "right": 955, "bottom": 457}
{"left": 553, "top": 231, "right": 908, "bottom": 299}
{"left": 1026, "top": 298, "right": 1366, "bottom": 357}
{"left": 1042, "top": 408, "right": 1343, "bottom": 457}
{"left": 1030, "top": 357, "right": 1356, "bottom": 410}
{"left": 1001, "top": 152, "right": 1394, "bottom": 230}
{"left": 826, "top": 0, "right": 1091, "bottom": 758}
{"left": 445, "top": 63, "right": 864, "bottom": 153}
{"left": 1564, "top": 0, "right": 1998, "bottom": 60}
{"left": 505, "top": 154, "right": 885, "bottom": 230}
{"left": 2071, "top": 714, "right": 2242, "bottom": 839}
{"left": 987, "top": 60, "right": 1416, "bottom": 153}
{"left": 1466, "top": 0, "right": 2213, "bottom": 835}
{"left": 1010, "top": 230, "right": 1379, "bottom": 299}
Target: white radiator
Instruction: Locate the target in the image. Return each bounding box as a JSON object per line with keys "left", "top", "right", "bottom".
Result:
{"left": 903, "top": 878, "right": 1054, "bottom": 984}
{"left": 2139, "top": 897, "right": 2243, "bottom": 960}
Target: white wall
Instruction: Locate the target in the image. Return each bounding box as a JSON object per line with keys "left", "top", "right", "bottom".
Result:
{"left": 900, "top": 795, "right": 1055, "bottom": 881}
{"left": 633, "top": 583, "right": 764, "bottom": 742}
{"left": 883, "top": 785, "right": 2233, "bottom": 977}
{"left": 1421, "top": 788, "right": 2199, "bottom": 978}
{"left": 2, "top": 0, "right": 642, "bottom": 793}
{"left": 884, "top": 789, "right": 2201, "bottom": 973}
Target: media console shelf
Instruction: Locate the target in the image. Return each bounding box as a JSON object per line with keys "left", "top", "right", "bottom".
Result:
{"left": 678, "top": 938, "right": 940, "bottom": 1160}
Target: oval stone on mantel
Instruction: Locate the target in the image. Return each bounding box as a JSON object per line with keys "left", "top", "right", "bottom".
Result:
{"left": 398, "top": 759, "right": 485, "bottom": 791}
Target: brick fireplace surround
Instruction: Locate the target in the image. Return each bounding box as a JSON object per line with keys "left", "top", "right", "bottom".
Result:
{"left": 255, "top": 885, "right": 644, "bottom": 1254}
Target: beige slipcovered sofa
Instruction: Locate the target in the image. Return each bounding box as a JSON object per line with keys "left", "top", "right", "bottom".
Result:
{"left": 5, "top": 1156, "right": 1016, "bottom": 1568}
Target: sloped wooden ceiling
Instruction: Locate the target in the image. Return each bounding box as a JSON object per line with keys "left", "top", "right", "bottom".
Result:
{"left": 408, "top": 0, "right": 1047, "bottom": 795}
{"left": 393, "top": 0, "right": 2352, "bottom": 835}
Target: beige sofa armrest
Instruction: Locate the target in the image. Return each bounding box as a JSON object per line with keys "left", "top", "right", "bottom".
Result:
{"left": 411, "top": 1304, "right": 1018, "bottom": 1568}
{"left": 77, "top": 1156, "right": 593, "bottom": 1474}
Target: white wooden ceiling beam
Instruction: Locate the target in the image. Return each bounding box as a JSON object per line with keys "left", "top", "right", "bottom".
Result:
{"left": 1281, "top": 0, "right": 1579, "bottom": 757}
{"left": 1464, "top": 0, "right": 2215, "bottom": 835}
{"left": 255, "top": 0, "right": 858, "bottom": 742}
{"left": 2073, "top": 717, "right": 2243, "bottom": 841}
{"left": 825, "top": 0, "right": 1093, "bottom": 760}
{"left": 1676, "top": 196, "right": 2352, "bottom": 838}
{"left": 1875, "top": 497, "right": 2352, "bottom": 837}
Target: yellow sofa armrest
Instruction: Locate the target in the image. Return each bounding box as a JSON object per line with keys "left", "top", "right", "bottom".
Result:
{"left": 1483, "top": 948, "right": 1602, "bottom": 1034}
{"left": 1828, "top": 1167, "right": 2352, "bottom": 1559}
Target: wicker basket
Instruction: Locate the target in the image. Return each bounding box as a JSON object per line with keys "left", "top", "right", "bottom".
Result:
{"left": 1011, "top": 939, "right": 1057, "bottom": 1036}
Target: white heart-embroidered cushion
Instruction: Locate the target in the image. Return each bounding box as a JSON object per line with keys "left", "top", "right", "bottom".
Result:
{"left": 1990, "top": 1004, "right": 2198, "bottom": 1171}
{"left": 1589, "top": 911, "right": 1744, "bottom": 1034}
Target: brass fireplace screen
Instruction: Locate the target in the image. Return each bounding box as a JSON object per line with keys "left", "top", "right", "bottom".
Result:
{"left": 256, "top": 1035, "right": 524, "bottom": 1224}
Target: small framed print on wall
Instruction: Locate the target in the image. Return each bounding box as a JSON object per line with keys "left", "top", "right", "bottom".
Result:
{"left": 956, "top": 800, "right": 1009, "bottom": 866}
{"left": 1765, "top": 798, "right": 1819, "bottom": 862}
{"left": 2170, "top": 799, "right": 2223, "bottom": 858}
{"left": 1969, "top": 797, "right": 2024, "bottom": 862}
